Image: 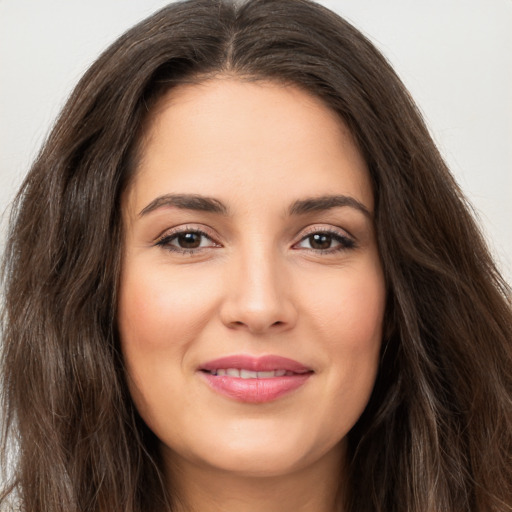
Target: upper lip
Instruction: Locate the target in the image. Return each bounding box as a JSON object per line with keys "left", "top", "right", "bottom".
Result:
{"left": 199, "top": 355, "right": 312, "bottom": 373}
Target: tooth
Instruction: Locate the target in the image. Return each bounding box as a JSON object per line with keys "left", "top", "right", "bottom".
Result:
{"left": 212, "top": 368, "right": 296, "bottom": 379}
{"left": 240, "top": 369, "right": 258, "bottom": 379}
{"left": 257, "top": 371, "right": 275, "bottom": 378}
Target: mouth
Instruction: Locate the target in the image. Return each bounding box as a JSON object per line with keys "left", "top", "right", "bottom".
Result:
{"left": 201, "top": 368, "right": 309, "bottom": 378}
{"left": 198, "top": 355, "right": 314, "bottom": 403}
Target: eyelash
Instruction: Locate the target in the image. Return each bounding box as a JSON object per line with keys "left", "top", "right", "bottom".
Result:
{"left": 155, "top": 227, "right": 218, "bottom": 255}
{"left": 155, "top": 226, "right": 356, "bottom": 255}
{"left": 294, "top": 227, "right": 356, "bottom": 254}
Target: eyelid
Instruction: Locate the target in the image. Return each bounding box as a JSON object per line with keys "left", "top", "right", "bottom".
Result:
{"left": 295, "top": 224, "right": 354, "bottom": 241}
{"left": 154, "top": 223, "right": 215, "bottom": 241}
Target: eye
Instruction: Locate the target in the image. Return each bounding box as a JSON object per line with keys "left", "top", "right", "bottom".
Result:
{"left": 156, "top": 228, "right": 219, "bottom": 253}
{"left": 295, "top": 230, "right": 355, "bottom": 253}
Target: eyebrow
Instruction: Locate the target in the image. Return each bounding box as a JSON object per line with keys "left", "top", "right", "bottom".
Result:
{"left": 288, "top": 195, "right": 372, "bottom": 218}
{"left": 138, "top": 193, "right": 371, "bottom": 218}
{"left": 139, "top": 193, "right": 229, "bottom": 217}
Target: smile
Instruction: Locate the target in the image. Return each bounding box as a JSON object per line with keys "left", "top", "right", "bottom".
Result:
{"left": 199, "top": 355, "right": 313, "bottom": 403}
{"left": 203, "top": 369, "right": 306, "bottom": 378}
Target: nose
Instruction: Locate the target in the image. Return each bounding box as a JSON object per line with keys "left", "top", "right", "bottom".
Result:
{"left": 219, "top": 246, "right": 298, "bottom": 334}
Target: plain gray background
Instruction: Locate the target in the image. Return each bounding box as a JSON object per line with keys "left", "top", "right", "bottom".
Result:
{"left": 1, "top": 0, "right": 511, "bottom": 281}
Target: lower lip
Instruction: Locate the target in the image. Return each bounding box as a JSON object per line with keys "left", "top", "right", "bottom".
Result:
{"left": 200, "top": 372, "right": 312, "bottom": 403}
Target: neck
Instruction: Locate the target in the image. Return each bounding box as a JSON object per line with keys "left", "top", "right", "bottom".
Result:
{"left": 164, "top": 443, "right": 347, "bottom": 512}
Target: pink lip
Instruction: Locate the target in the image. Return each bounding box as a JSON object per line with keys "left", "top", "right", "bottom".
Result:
{"left": 198, "top": 355, "right": 313, "bottom": 403}
{"left": 200, "top": 354, "right": 311, "bottom": 373}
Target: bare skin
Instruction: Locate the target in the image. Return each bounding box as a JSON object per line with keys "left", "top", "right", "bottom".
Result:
{"left": 168, "top": 443, "right": 346, "bottom": 512}
{"left": 119, "top": 77, "right": 385, "bottom": 512}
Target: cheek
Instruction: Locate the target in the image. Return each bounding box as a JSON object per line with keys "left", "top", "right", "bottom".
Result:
{"left": 116, "top": 263, "right": 219, "bottom": 417}
{"left": 305, "top": 261, "right": 385, "bottom": 410}
{"left": 308, "top": 261, "right": 385, "bottom": 347}
{"left": 118, "top": 262, "right": 218, "bottom": 352}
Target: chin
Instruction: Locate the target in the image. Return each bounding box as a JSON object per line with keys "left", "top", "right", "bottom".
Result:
{"left": 182, "top": 448, "right": 311, "bottom": 478}
{"left": 161, "top": 419, "right": 346, "bottom": 479}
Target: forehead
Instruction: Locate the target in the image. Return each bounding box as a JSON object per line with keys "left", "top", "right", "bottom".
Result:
{"left": 126, "top": 77, "right": 372, "bottom": 215}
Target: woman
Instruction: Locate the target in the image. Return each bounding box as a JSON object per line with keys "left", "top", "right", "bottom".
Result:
{"left": 1, "top": 0, "right": 511, "bottom": 511}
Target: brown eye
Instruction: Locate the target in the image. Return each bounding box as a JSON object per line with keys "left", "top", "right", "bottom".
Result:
{"left": 295, "top": 230, "right": 355, "bottom": 253}
{"left": 308, "top": 233, "right": 333, "bottom": 250}
{"left": 156, "top": 229, "right": 219, "bottom": 253}
{"left": 176, "top": 232, "right": 202, "bottom": 249}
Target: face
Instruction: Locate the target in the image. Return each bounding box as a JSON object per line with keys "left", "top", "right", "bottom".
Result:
{"left": 119, "top": 78, "right": 385, "bottom": 479}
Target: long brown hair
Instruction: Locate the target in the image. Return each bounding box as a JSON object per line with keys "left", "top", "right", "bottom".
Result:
{"left": 1, "top": 1, "right": 511, "bottom": 510}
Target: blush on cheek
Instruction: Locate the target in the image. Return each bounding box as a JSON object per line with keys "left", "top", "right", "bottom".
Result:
{"left": 345, "top": 271, "right": 385, "bottom": 338}
{"left": 118, "top": 276, "right": 182, "bottom": 348}
{"left": 319, "top": 288, "right": 384, "bottom": 350}
{"left": 123, "top": 262, "right": 224, "bottom": 336}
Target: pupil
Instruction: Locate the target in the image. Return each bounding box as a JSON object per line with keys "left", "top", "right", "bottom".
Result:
{"left": 310, "top": 233, "right": 331, "bottom": 250}
{"left": 178, "top": 232, "right": 201, "bottom": 249}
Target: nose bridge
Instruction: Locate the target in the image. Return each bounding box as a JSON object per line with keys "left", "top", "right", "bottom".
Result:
{"left": 220, "top": 235, "right": 296, "bottom": 333}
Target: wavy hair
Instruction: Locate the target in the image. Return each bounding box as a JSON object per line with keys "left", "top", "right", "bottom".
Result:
{"left": 1, "top": 0, "right": 511, "bottom": 510}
